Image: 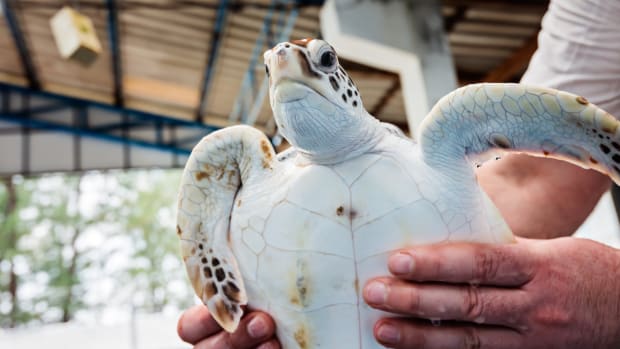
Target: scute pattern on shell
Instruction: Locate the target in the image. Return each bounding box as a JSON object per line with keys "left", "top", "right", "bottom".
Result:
{"left": 178, "top": 39, "right": 620, "bottom": 348}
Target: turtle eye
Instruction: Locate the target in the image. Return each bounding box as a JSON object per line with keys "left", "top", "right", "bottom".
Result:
{"left": 320, "top": 51, "right": 336, "bottom": 68}
{"left": 265, "top": 64, "right": 270, "bottom": 77}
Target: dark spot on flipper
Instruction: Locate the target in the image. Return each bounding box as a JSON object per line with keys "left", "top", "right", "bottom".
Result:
{"left": 215, "top": 268, "right": 225, "bottom": 282}
{"left": 354, "top": 90, "right": 358, "bottom": 96}
{"left": 199, "top": 243, "right": 203, "bottom": 249}
{"left": 176, "top": 225, "right": 182, "bottom": 236}
{"left": 201, "top": 257, "right": 207, "bottom": 263}
{"left": 342, "top": 94, "right": 347, "bottom": 102}
{"left": 353, "top": 100, "right": 358, "bottom": 107}
{"left": 543, "top": 151, "right": 550, "bottom": 156}
{"left": 590, "top": 157, "right": 599, "bottom": 164}
{"left": 613, "top": 154, "right": 620, "bottom": 164}
{"left": 612, "top": 142, "right": 620, "bottom": 151}
{"left": 601, "top": 144, "right": 611, "bottom": 154}
{"left": 212, "top": 257, "right": 220, "bottom": 266}
{"left": 329, "top": 76, "right": 339, "bottom": 91}
{"left": 490, "top": 134, "right": 512, "bottom": 149}
{"left": 615, "top": 165, "right": 620, "bottom": 173}
{"left": 205, "top": 281, "right": 217, "bottom": 298}
{"left": 223, "top": 282, "right": 242, "bottom": 302}
{"left": 228, "top": 272, "right": 236, "bottom": 280}
{"left": 204, "top": 267, "right": 212, "bottom": 278}
{"left": 347, "top": 89, "right": 352, "bottom": 97}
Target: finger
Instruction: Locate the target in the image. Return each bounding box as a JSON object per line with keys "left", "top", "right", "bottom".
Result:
{"left": 388, "top": 242, "right": 536, "bottom": 286}
{"left": 178, "top": 305, "right": 222, "bottom": 344}
{"left": 256, "top": 338, "right": 282, "bottom": 349}
{"left": 364, "top": 277, "right": 526, "bottom": 327}
{"left": 373, "top": 318, "right": 522, "bottom": 349}
{"left": 194, "top": 312, "right": 276, "bottom": 349}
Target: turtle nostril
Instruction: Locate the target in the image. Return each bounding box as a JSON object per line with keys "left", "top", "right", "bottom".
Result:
{"left": 277, "top": 48, "right": 286, "bottom": 56}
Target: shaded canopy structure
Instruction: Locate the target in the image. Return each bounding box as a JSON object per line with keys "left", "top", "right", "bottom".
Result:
{"left": 0, "top": 0, "right": 549, "bottom": 175}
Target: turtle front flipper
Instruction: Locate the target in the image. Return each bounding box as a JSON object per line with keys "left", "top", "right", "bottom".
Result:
{"left": 177, "top": 125, "right": 275, "bottom": 332}
{"left": 418, "top": 83, "right": 620, "bottom": 184}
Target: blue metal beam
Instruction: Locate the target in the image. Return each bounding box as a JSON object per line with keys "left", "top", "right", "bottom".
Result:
{"left": 229, "top": 1, "right": 278, "bottom": 123}
{"left": 196, "top": 0, "right": 229, "bottom": 121}
{"left": 0, "top": 83, "right": 218, "bottom": 131}
{"left": 0, "top": 83, "right": 220, "bottom": 156}
{"left": 106, "top": 0, "right": 124, "bottom": 106}
{"left": 0, "top": 113, "right": 192, "bottom": 156}
{"left": 2, "top": 0, "right": 40, "bottom": 89}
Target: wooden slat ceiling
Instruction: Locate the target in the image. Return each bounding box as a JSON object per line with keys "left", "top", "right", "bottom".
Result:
{"left": 0, "top": 0, "right": 549, "bottom": 134}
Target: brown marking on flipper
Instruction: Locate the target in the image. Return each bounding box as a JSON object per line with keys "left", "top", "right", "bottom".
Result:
{"left": 205, "top": 281, "right": 217, "bottom": 298}
{"left": 294, "top": 326, "right": 309, "bottom": 349}
{"left": 259, "top": 139, "right": 274, "bottom": 169}
{"left": 601, "top": 114, "right": 618, "bottom": 134}
{"left": 353, "top": 277, "right": 360, "bottom": 296}
{"left": 214, "top": 299, "right": 233, "bottom": 325}
{"left": 576, "top": 96, "right": 589, "bottom": 105}
{"left": 176, "top": 225, "right": 182, "bottom": 236}
{"left": 237, "top": 199, "right": 242, "bottom": 207}
{"left": 543, "top": 150, "right": 550, "bottom": 156}
{"left": 223, "top": 281, "right": 242, "bottom": 302}
{"left": 188, "top": 264, "right": 203, "bottom": 297}
{"left": 260, "top": 139, "right": 273, "bottom": 159}
{"left": 590, "top": 157, "right": 599, "bottom": 164}
{"left": 195, "top": 171, "right": 210, "bottom": 181}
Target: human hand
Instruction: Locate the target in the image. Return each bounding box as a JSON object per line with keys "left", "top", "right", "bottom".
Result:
{"left": 363, "top": 237, "right": 620, "bottom": 349}
{"left": 177, "top": 305, "right": 280, "bottom": 349}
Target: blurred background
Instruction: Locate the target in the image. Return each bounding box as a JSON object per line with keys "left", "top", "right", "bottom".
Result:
{"left": 0, "top": 0, "right": 618, "bottom": 348}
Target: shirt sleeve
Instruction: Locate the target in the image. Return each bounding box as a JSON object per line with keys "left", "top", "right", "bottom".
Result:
{"left": 520, "top": 0, "right": 620, "bottom": 117}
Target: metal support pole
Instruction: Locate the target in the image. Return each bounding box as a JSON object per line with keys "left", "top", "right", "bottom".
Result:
{"left": 2, "top": 0, "right": 40, "bottom": 90}
{"left": 196, "top": 0, "right": 229, "bottom": 121}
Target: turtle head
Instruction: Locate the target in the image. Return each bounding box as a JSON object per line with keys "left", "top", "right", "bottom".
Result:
{"left": 264, "top": 38, "right": 363, "bottom": 114}
{"left": 264, "top": 38, "right": 379, "bottom": 163}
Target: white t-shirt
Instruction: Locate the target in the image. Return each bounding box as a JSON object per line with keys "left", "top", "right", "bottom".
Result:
{"left": 521, "top": 0, "right": 620, "bottom": 117}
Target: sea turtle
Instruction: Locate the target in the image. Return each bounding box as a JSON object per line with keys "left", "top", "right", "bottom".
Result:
{"left": 176, "top": 38, "right": 620, "bottom": 348}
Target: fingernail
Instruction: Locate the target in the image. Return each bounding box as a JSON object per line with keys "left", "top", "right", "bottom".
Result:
{"left": 247, "top": 316, "right": 268, "bottom": 338}
{"left": 377, "top": 323, "right": 400, "bottom": 344}
{"left": 389, "top": 252, "right": 413, "bottom": 275}
{"left": 365, "top": 281, "right": 387, "bottom": 304}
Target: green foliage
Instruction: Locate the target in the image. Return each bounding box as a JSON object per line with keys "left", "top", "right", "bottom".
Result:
{"left": 0, "top": 170, "right": 193, "bottom": 328}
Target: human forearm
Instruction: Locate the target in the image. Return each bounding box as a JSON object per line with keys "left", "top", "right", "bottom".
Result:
{"left": 477, "top": 154, "right": 610, "bottom": 239}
